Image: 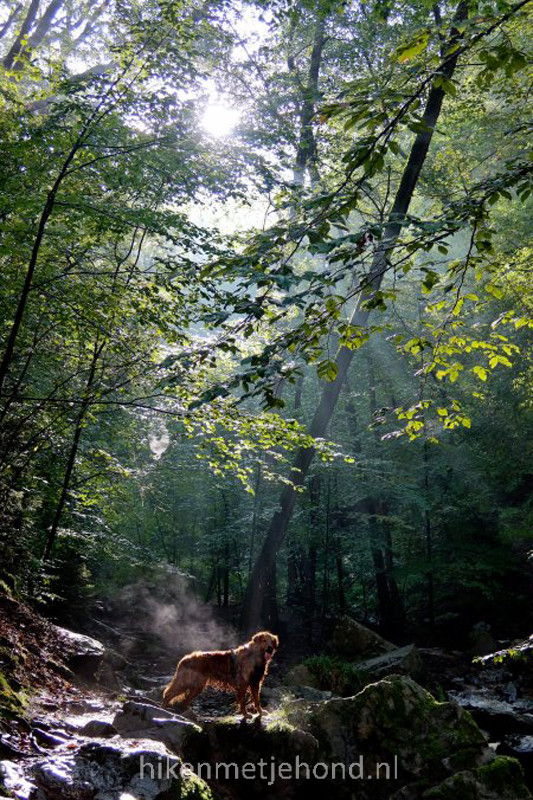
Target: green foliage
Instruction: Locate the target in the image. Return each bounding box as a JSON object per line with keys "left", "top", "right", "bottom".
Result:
{"left": 0, "top": 0, "right": 533, "bottom": 642}
{"left": 302, "top": 655, "right": 368, "bottom": 696}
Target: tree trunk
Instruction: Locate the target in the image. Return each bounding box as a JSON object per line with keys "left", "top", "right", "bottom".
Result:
{"left": 423, "top": 440, "right": 435, "bottom": 627}
{"left": 242, "top": 2, "right": 468, "bottom": 632}
{"left": 223, "top": 541, "right": 230, "bottom": 607}
{"left": 335, "top": 542, "right": 345, "bottom": 614}
{"left": 0, "top": 5, "right": 22, "bottom": 43}
{"left": 366, "top": 352, "right": 405, "bottom": 634}
{"left": 290, "top": 12, "right": 326, "bottom": 188}
{"left": 42, "top": 339, "right": 105, "bottom": 560}
{"left": 2, "top": 0, "right": 40, "bottom": 69}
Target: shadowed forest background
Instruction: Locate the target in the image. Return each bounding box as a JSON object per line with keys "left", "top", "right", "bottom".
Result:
{"left": 1, "top": 0, "right": 533, "bottom": 653}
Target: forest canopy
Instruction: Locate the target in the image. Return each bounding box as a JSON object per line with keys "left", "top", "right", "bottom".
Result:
{"left": 0, "top": 0, "right": 533, "bottom": 639}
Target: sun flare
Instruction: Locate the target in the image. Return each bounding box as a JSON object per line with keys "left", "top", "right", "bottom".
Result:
{"left": 201, "top": 102, "right": 240, "bottom": 138}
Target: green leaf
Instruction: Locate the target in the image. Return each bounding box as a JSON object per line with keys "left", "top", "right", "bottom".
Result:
{"left": 397, "top": 31, "right": 430, "bottom": 63}
{"left": 317, "top": 360, "right": 339, "bottom": 382}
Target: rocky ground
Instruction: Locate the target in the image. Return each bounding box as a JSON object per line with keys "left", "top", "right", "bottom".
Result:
{"left": 1, "top": 587, "right": 533, "bottom": 800}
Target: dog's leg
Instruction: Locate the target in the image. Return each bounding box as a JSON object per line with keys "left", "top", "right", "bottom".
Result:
{"left": 180, "top": 682, "right": 206, "bottom": 710}
{"left": 249, "top": 682, "right": 263, "bottom": 716}
{"left": 236, "top": 685, "right": 250, "bottom": 719}
{"left": 162, "top": 668, "right": 190, "bottom": 708}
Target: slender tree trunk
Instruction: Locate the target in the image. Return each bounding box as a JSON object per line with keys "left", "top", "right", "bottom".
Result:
{"left": 368, "top": 518, "right": 394, "bottom": 626}
{"left": 204, "top": 565, "right": 217, "bottom": 603}
{"left": 242, "top": 3, "right": 468, "bottom": 632}
{"left": 223, "top": 541, "right": 230, "bottom": 607}
{"left": 366, "top": 352, "right": 405, "bottom": 633}
{"left": 0, "top": 129, "right": 87, "bottom": 401}
{"left": 423, "top": 440, "right": 435, "bottom": 627}
{"left": 0, "top": 4, "right": 22, "bottom": 42}
{"left": 286, "top": 547, "right": 299, "bottom": 605}
{"left": 42, "top": 340, "right": 105, "bottom": 560}
{"left": 335, "top": 541, "right": 345, "bottom": 614}
{"left": 2, "top": 0, "right": 40, "bottom": 69}
{"left": 321, "top": 473, "right": 332, "bottom": 616}
{"left": 293, "top": 374, "right": 304, "bottom": 411}
{"left": 248, "top": 462, "right": 262, "bottom": 576}
{"left": 290, "top": 12, "right": 326, "bottom": 188}
{"left": 216, "top": 567, "right": 222, "bottom": 607}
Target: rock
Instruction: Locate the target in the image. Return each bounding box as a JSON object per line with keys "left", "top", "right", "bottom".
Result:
{"left": 0, "top": 759, "right": 34, "bottom": 799}
{"left": 289, "top": 686, "right": 333, "bottom": 703}
{"left": 285, "top": 675, "right": 487, "bottom": 788}
{"left": 180, "top": 716, "right": 319, "bottom": 798}
{"left": 355, "top": 644, "right": 423, "bottom": 682}
{"left": 112, "top": 701, "right": 201, "bottom": 753}
{"left": 79, "top": 720, "right": 117, "bottom": 738}
{"left": 259, "top": 686, "right": 287, "bottom": 707}
{"left": 284, "top": 664, "right": 318, "bottom": 688}
{"left": 102, "top": 650, "right": 128, "bottom": 671}
{"left": 449, "top": 689, "right": 533, "bottom": 736}
{"left": 498, "top": 736, "right": 533, "bottom": 787}
{"left": 173, "top": 675, "right": 530, "bottom": 799}
{"left": 33, "top": 739, "right": 213, "bottom": 800}
{"left": 328, "top": 615, "right": 396, "bottom": 658}
{"left": 422, "top": 755, "right": 531, "bottom": 799}
{"left": 476, "top": 637, "right": 533, "bottom": 669}
{"left": 53, "top": 626, "right": 106, "bottom": 680}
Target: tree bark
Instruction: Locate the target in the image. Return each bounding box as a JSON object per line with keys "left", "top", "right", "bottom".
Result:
{"left": 42, "top": 339, "right": 105, "bottom": 560}
{"left": 290, "top": 12, "right": 326, "bottom": 188}
{"left": 3, "top": 0, "right": 40, "bottom": 69}
{"left": 0, "top": 4, "right": 23, "bottom": 42}
{"left": 242, "top": 2, "right": 468, "bottom": 632}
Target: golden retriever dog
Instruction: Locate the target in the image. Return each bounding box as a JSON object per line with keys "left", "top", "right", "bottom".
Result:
{"left": 162, "top": 631, "right": 279, "bottom": 718}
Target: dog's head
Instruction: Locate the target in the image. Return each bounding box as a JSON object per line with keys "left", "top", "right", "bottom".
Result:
{"left": 251, "top": 631, "right": 279, "bottom": 662}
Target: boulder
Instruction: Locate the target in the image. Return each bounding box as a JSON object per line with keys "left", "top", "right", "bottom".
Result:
{"left": 422, "top": 756, "right": 530, "bottom": 799}
{"left": 53, "top": 626, "right": 106, "bottom": 680}
{"left": 285, "top": 675, "right": 487, "bottom": 790}
{"left": 112, "top": 701, "right": 200, "bottom": 753}
{"left": 180, "top": 716, "right": 319, "bottom": 798}
{"left": 79, "top": 720, "right": 117, "bottom": 738}
{"left": 173, "top": 675, "right": 530, "bottom": 800}
{"left": 498, "top": 736, "right": 533, "bottom": 788}
{"left": 289, "top": 686, "right": 333, "bottom": 703}
{"left": 448, "top": 689, "right": 533, "bottom": 736}
{"left": 355, "top": 644, "right": 423, "bottom": 682}
{"left": 0, "top": 760, "right": 34, "bottom": 799}
{"left": 284, "top": 647, "right": 423, "bottom": 699}
{"left": 260, "top": 685, "right": 289, "bottom": 708}
{"left": 32, "top": 739, "right": 213, "bottom": 800}
{"left": 284, "top": 664, "right": 318, "bottom": 689}
{"left": 328, "top": 616, "right": 396, "bottom": 658}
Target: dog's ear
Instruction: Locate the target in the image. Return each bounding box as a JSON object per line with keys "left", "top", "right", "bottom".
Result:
{"left": 273, "top": 635, "right": 279, "bottom": 649}
{"left": 252, "top": 632, "right": 264, "bottom": 643}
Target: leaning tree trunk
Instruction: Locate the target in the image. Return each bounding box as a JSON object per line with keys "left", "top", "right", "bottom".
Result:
{"left": 242, "top": 2, "right": 468, "bottom": 632}
{"left": 246, "top": 6, "right": 327, "bottom": 628}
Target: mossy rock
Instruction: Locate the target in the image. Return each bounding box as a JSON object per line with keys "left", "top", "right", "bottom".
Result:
{"left": 424, "top": 755, "right": 531, "bottom": 799}
{"left": 180, "top": 715, "right": 318, "bottom": 797}
{"left": 329, "top": 616, "right": 396, "bottom": 658}
{"left": 0, "top": 669, "right": 26, "bottom": 719}
{"left": 181, "top": 770, "right": 216, "bottom": 800}
{"left": 285, "top": 674, "right": 486, "bottom": 785}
